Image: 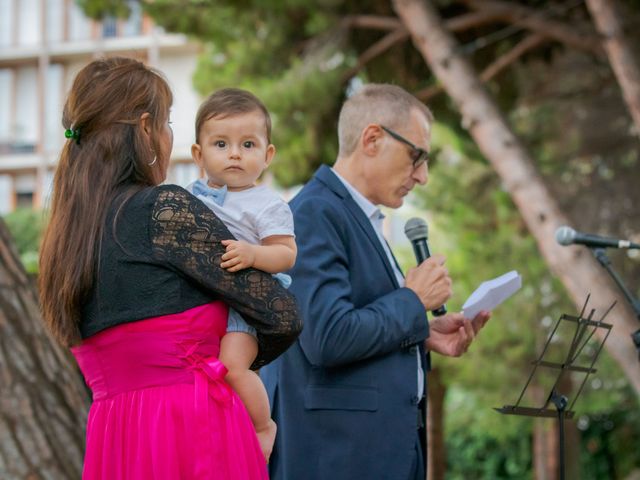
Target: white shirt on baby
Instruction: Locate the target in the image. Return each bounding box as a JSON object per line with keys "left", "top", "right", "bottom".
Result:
{"left": 186, "top": 180, "right": 295, "bottom": 243}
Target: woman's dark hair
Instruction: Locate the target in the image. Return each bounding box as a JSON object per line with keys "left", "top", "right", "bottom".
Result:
{"left": 39, "top": 57, "right": 173, "bottom": 346}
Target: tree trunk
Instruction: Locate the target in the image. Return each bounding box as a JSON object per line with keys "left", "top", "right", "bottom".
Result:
{"left": 426, "top": 367, "right": 446, "bottom": 480}
{"left": 533, "top": 416, "right": 555, "bottom": 480}
{"left": 586, "top": 0, "right": 640, "bottom": 137}
{"left": 0, "top": 218, "right": 90, "bottom": 479}
{"left": 392, "top": 0, "right": 640, "bottom": 395}
{"left": 533, "top": 418, "right": 582, "bottom": 480}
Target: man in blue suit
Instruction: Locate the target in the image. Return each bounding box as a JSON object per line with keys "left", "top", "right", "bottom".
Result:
{"left": 261, "top": 84, "right": 490, "bottom": 480}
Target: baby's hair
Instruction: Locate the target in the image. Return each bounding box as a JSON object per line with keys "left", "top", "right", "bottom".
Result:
{"left": 195, "top": 88, "right": 272, "bottom": 144}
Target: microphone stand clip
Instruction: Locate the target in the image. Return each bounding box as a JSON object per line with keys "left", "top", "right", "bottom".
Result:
{"left": 591, "top": 247, "right": 640, "bottom": 361}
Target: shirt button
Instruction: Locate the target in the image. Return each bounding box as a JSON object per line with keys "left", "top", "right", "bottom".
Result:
{"left": 409, "top": 345, "right": 418, "bottom": 355}
{"left": 411, "top": 395, "right": 420, "bottom": 405}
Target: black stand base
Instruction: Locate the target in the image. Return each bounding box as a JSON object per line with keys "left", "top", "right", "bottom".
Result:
{"left": 550, "top": 391, "right": 568, "bottom": 480}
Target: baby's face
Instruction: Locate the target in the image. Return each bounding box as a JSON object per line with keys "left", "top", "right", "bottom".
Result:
{"left": 193, "top": 110, "right": 275, "bottom": 191}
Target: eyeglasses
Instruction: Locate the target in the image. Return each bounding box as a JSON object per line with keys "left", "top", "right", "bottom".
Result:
{"left": 380, "top": 125, "right": 429, "bottom": 168}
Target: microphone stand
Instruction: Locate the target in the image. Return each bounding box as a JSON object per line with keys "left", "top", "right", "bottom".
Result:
{"left": 591, "top": 248, "right": 640, "bottom": 360}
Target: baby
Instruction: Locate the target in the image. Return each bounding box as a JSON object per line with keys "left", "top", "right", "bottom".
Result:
{"left": 187, "top": 88, "right": 296, "bottom": 462}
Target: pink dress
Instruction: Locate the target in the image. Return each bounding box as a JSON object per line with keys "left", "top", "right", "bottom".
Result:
{"left": 72, "top": 302, "right": 268, "bottom": 479}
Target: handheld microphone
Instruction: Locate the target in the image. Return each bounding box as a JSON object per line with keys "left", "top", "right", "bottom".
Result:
{"left": 404, "top": 218, "right": 447, "bottom": 316}
{"left": 555, "top": 226, "right": 640, "bottom": 250}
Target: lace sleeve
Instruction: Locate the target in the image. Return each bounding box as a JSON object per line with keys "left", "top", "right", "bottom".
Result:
{"left": 149, "top": 186, "right": 302, "bottom": 368}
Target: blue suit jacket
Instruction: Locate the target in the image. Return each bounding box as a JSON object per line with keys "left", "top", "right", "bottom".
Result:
{"left": 261, "top": 166, "right": 430, "bottom": 480}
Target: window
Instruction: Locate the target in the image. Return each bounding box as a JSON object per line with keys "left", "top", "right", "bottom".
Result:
{"left": 0, "top": 175, "right": 11, "bottom": 214}
{"left": 15, "top": 66, "right": 38, "bottom": 149}
{"left": 46, "top": 0, "right": 64, "bottom": 43}
{"left": 69, "top": 3, "right": 91, "bottom": 41}
{"left": 44, "top": 64, "right": 64, "bottom": 152}
{"left": 102, "top": 16, "right": 118, "bottom": 38}
{"left": 0, "top": 0, "right": 14, "bottom": 47}
{"left": 18, "top": 0, "right": 40, "bottom": 45}
{"left": 122, "top": 0, "right": 142, "bottom": 36}
{"left": 16, "top": 191, "right": 34, "bottom": 209}
{"left": 0, "top": 69, "right": 12, "bottom": 146}
{"left": 169, "top": 163, "right": 201, "bottom": 187}
{"left": 15, "top": 173, "right": 36, "bottom": 209}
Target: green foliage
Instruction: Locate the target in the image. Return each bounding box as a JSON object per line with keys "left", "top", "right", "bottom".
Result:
{"left": 446, "top": 390, "right": 533, "bottom": 479}
{"left": 578, "top": 399, "right": 640, "bottom": 479}
{"left": 2, "top": 209, "right": 47, "bottom": 274}
{"left": 76, "top": 0, "right": 131, "bottom": 19}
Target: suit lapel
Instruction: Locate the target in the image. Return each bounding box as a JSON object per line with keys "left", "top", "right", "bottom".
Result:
{"left": 314, "top": 166, "right": 400, "bottom": 288}
{"left": 384, "top": 238, "right": 405, "bottom": 280}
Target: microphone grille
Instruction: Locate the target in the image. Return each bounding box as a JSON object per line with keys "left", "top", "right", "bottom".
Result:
{"left": 555, "top": 226, "right": 576, "bottom": 246}
{"left": 404, "top": 217, "right": 429, "bottom": 242}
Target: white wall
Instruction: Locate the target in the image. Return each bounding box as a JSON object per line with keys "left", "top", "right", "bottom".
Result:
{"left": 0, "top": 175, "right": 11, "bottom": 214}
{"left": 169, "top": 162, "right": 200, "bottom": 187}
{"left": 121, "top": 0, "right": 143, "bottom": 37}
{"left": 158, "top": 53, "right": 202, "bottom": 156}
{"left": 69, "top": 3, "right": 92, "bottom": 41}
{"left": 41, "top": 167, "right": 55, "bottom": 208}
{"left": 18, "top": 0, "right": 40, "bottom": 46}
{"left": 0, "top": 0, "right": 14, "bottom": 47}
{"left": 44, "top": 64, "right": 64, "bottom": 152}
{"left": 0, "top": 69, "right": 12, "bottom": 142}
{"left": 46, "top": 0, "right": 65, "bottom": 43}
{"left": 15, "top": 66, "right": 38, "bottom": 145}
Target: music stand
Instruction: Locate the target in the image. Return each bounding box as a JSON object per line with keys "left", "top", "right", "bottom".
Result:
{"left": 495, "top": 295, "right": 615, "bottom": 480}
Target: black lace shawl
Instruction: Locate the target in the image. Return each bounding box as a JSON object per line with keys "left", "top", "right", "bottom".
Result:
{"left": 80, "top": 184, "right": 302, "bottom": 368}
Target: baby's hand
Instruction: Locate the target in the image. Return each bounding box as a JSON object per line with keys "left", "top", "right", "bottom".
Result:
{"left": 220, "top": 240, "right": 256, "bottom": 272}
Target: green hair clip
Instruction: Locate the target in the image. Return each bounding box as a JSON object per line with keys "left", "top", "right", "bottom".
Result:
{"left": 64, "top": 127, "right": 81, "bottom": 144}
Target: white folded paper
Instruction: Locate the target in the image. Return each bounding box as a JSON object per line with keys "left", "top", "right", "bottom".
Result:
{"left": 462, "top": 270, "right": 522, "bottom": 319}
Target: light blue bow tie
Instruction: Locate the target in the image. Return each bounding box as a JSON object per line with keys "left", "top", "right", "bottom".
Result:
{"left": 192, "top": 180, "right": 228, "bottom": 206}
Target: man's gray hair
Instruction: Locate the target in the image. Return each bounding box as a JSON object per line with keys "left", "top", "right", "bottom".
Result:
{"left": 337, "top": 83, "right": 433, "bottom": 158}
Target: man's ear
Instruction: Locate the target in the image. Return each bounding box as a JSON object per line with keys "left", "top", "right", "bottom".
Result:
{"left": 265, "top": 144, "right": 276, "bottom": 167}
{"left": 361, "top": 124, "right": 383, "bottom": 156}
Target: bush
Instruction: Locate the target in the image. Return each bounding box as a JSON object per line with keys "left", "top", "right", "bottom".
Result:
{"left": 2, "top": 208, "right": 47, "bottom": 274}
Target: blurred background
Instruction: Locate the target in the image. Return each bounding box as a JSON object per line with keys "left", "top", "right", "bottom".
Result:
{"left": 1, "top": 1, "right": 639, "bottom": 479}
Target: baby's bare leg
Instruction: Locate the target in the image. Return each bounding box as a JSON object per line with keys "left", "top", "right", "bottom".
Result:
{"left": 219, "top": 332, "right": 276, "bottom": 461}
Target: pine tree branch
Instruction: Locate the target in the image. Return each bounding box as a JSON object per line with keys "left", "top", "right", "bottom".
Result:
{"left": 343, "top": 10, "right": 506, "bottom": 34}
{"left": 341, "top": 28, "right": 409, "bottom": 82}
{"left": 342, "top": 15, "right": 402, "bottom": 31}
{"left": 586, "top": 0, "right": 640, "bottom": 136}
{"left": 462, "top": 0, "right": 604, "bottom": 56}
{"left": 479, "top": 33, "right": 548, "bottom": 82}
{"left": 340, "top": 11, "right": 512, "bottom": 81}
{"left": 416, "top": 33, "right": 548, "bottom": 102}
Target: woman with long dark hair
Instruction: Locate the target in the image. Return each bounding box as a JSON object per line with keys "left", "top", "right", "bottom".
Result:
{"left": 39, "top": 57, "right": 301, "bottom": 479}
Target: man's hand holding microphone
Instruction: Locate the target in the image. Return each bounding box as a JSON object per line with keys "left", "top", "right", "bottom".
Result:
{"left": 404, "top": 218, "right": 490, "bottom": 357}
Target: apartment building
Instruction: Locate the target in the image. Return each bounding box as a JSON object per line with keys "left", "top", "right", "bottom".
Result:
{"left": 0, "top": 0, "right": 203, "bottom": 213}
